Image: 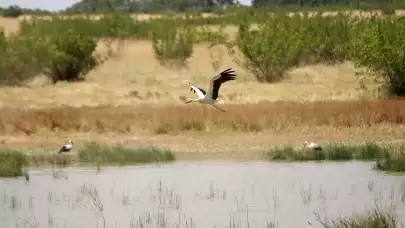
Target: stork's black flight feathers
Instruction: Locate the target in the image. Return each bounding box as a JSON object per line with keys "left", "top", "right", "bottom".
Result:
{"left": 210, "top": 68, "right": 236, "bottom": 100}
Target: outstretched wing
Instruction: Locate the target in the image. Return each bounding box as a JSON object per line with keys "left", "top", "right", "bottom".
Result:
{"left": 207, "top": 68, "right": 236, "bottom": 100}
{"left": 189, "top": 83, "right": 206, "bottom": 99}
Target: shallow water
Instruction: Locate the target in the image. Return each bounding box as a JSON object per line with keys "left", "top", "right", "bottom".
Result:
{"left": 1, "top": 161, "right": 405, "bottom": 228}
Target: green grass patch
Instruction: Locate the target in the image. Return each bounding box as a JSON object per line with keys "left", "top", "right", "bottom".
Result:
{"left": 317, "top": 207, "right": 397, "bottom": 228}
{"left": 268, "top": 142, "right": 405, "bottom": 172}
{"left": 0, "top": 150, "right": 26, "bottom": 177}
{"left": 269, "top": 142, "right": 388, "bottom": 162}
{"left": 78, "top": 141, "right": 176, "bottom": 165}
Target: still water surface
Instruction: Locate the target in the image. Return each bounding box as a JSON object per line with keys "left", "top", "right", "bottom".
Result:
{"left": 1, "top": 161, "right": 405, "bottom": 228}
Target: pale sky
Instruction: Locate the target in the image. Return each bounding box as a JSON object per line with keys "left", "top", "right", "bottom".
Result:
{"left": 0, "top": 0, "right": 252, "bottom": 11}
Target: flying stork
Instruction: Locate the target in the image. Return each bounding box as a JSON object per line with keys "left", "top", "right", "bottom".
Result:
{"left": 58, "top": 140, "right": 74, "bottom": 153}
{"left": 303, "top": 141, "right": 322, "bottom": 151}
{"left": 185, "top": 68, "right": 236, "bottom": 112}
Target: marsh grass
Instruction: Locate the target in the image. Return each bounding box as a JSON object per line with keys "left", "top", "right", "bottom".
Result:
{"left": 0, "top": 150, "right": 26, "bottom": 177}
{"left": 317, "top": 207, "right": 397, "bottom": 228}
{"left": 269, "top": 142, "right": 389, "bottom": 162}
{"left": 78, "top": 141, "right": 176, "bottom": 165}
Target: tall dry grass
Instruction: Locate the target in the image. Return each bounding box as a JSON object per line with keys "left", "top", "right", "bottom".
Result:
{"left": 1, "top": 100, "right": 405, "bottom": 135}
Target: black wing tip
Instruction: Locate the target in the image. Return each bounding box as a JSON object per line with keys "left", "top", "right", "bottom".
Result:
{"left": 220, "top": 68, "right": 236, "bottom": 77}
{"left": 221, "top": 68, "right": 235, "bottom": 74}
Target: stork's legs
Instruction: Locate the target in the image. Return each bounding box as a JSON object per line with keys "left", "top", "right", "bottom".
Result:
{"left": 211, "top": 104, "right": 225, "bottom": 112}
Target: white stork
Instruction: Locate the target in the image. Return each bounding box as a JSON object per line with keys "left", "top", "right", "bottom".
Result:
{"left": 303, "top": 141, "right": 322, "bottom": 151}
{"left": 185, "top": 68, "right": 236, "bottom": 112}
{"left": 58, "top": 140, "right": 74, "bottom": 153}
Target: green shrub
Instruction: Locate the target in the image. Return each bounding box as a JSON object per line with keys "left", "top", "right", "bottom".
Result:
{"left": 2, "top": 5, "right": 22, "bottom": 18}
{"left": 230, "top": 14, "right": 303, "bottom": 82}
{"left": 229, "top": 13, "right": 352, "bottom": 83}
{"left": 0, "top": 33, "right": 48, "bottom": 86}
{"left": 151, "top": 21, "right": 195, "bottom": 68}
{"left": 351, "top": 18, "right": 405, "bottom": 96}
{"left": 46, "top": 29, "right": 98, "bottom": 83}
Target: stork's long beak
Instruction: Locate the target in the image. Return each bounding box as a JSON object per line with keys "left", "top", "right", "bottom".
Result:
{"left": 185, "top": 100, "right": 193, "bottom": 104}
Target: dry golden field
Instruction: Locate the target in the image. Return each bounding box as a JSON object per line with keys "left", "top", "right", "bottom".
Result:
{"left": 0, "top": 14, "right": 404, "bottom": 159}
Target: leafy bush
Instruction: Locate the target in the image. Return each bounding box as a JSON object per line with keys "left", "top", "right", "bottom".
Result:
{"left": 229, "top": 13, "right": 352, "bottom": 82}
{"left": 45, "top": 29, "right": 98, "bottom": 83}
{"left": 0, "top": 29, "right": 97, "bottom": 85}
{"left": 151, "top": 21, "right": 195, "bottom": 68}
{"left": 0, "top": 33, "right": 48, "bottom": 86}
{"left": 230, "top": 16, "right": 302, "bottom": 82}
{"left": 351, "top": 18, "right": 405, "bottom": 96}
{"left": 2, "top": 5, "right": 22, "bottom": 18}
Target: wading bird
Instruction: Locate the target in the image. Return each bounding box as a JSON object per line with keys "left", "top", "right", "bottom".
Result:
{"left": 185, "top": 68, "right": 236, "bottom": 112}
{"left": 58, "top": 140, "right": 74, "bottom": 153}
{"left": 303, "top": 141, "right": 322, "bottom": 151}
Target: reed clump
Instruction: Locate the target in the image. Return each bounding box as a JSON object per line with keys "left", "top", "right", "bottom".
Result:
{"left": 78, "top": 141, "right": 176, "bottom": 165}
{"left": 0, "top": 100, "right": 404, "bottom": 135}
{"left": 0, "top": 150, "right": 26, "bottom": 177}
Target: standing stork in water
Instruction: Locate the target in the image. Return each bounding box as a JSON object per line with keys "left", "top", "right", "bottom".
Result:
{"left": 185, "top": 68, "right": 236, "bottom": 112}
{"left": 58, "top": 140, "right": 74, "bottom": 153}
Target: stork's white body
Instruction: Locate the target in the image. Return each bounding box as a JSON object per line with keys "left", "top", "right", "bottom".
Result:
{"left": 58, "top": 140, "right": 74, "bottom": 153}
{"left": 303, "top": 141, "right": 322, "bottom": 151}
{"left": 186, "top": 68, "right": 236, "bottom": 112}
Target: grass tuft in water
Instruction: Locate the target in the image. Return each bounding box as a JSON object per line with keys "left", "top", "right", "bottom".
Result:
{"left": 78, "top": 141, "right": 176, "bottom": 165}
{"left": 0, "top": 150, "right": 26, "bottom": 177}
{"left": 269, "top": 142, "right": 388, "bottom": 162}
{"left": 317, "top": 208, "right": 397, "bottom": 228}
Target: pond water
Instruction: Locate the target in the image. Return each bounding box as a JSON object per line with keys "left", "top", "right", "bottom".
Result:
{"left": 1, "top": 161, "right": 405, "bottom": 228}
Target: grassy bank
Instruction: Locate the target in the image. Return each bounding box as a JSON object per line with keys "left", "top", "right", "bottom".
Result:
{"left": 78, "top": 141, "right": 176, "bottom": 165}
{"left": 0, "top": 143, "right": 176, "bottom": 177}
{"left": 268, "top": 142, "right": 405, "bottom": 172}
{"left": 1, "top": 10, "right": 405, "bottom": 97}
{"left": 0, "top": 100, "right": 404, "bottom": 135}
